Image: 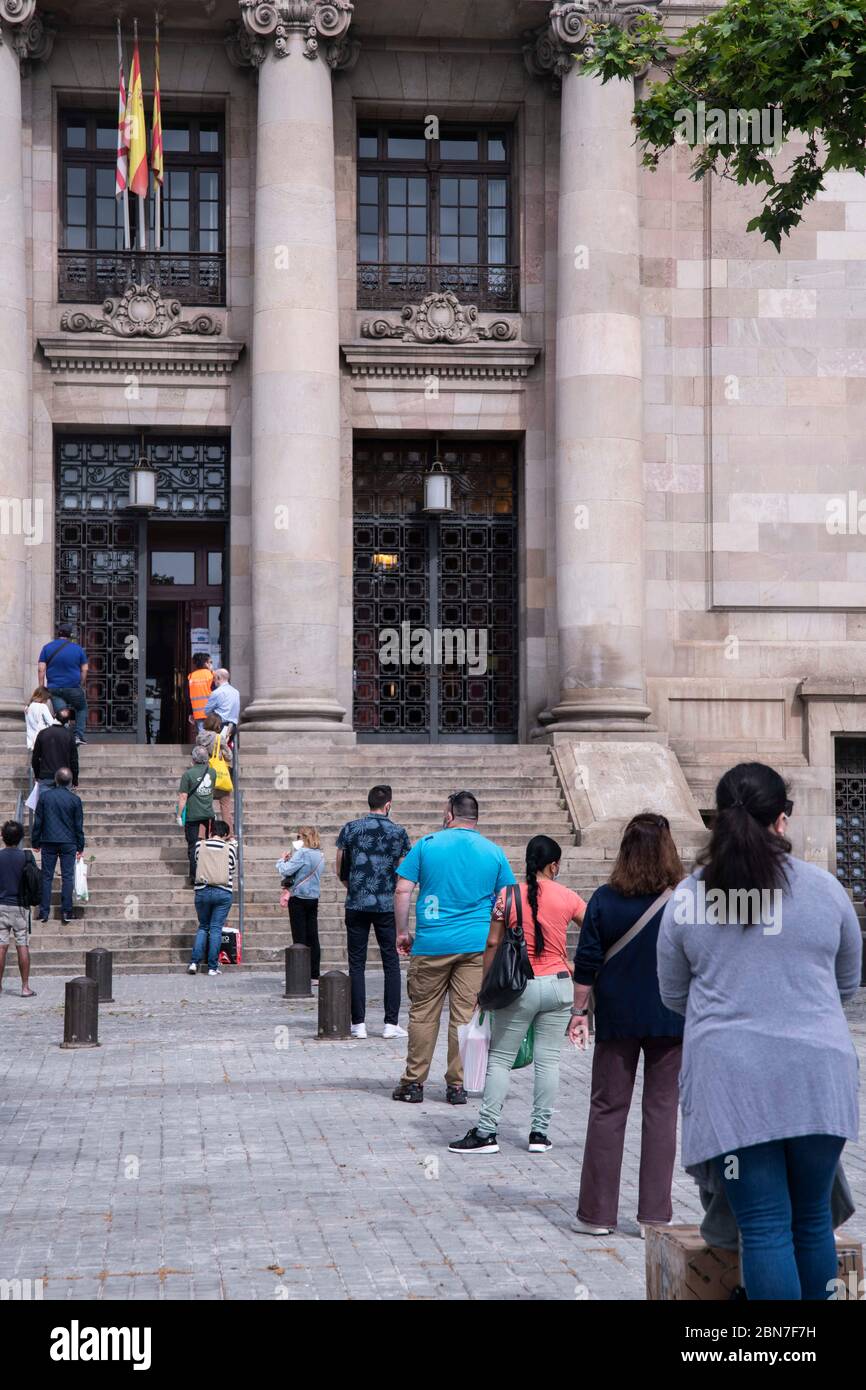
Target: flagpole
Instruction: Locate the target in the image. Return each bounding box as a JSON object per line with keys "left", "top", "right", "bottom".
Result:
{"left": 134, "top": 19, "right": 146, "bottom": 251}
{"left": 116, "top": 19, "right": 131, "bottom": 252}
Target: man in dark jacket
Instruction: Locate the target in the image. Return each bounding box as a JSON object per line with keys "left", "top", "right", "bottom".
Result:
{"left": 32, "top": 769, "right": 85, "bottom": 924}
{"left": 32, "top": 710, "right": 79, "bottom": 789}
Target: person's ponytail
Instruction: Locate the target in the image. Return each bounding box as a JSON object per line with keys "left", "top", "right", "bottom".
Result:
{"left": 524, "top": 834, "right": 562, "bottom": 956}
{"left": 699, "top": 762, "right": 791, "bottom": 902}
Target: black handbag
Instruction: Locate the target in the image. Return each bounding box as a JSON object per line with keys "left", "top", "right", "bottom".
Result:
{"left": 478, "top": 884, "right": 534, "bottom": 1010}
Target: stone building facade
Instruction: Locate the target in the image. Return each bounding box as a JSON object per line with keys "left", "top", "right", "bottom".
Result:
{"left": 0, "top": 0, "right": 864, "bottom": 897}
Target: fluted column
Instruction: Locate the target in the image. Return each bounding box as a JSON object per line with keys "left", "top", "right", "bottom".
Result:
{"left": 528, "top": 2, "right": 657, "bottom": 732}
{"left": 0, "top": 2, "right": 53, "bottom": 729}
{"left": 235, "top": 1, "right": 357, "bottom": 735}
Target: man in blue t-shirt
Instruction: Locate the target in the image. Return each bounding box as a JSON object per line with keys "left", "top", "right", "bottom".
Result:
{"left": 392, "top": 790, "right": 515, "bottom": 1105}
{"left": 38, "top": 624, "right": 88, "bottom": 745}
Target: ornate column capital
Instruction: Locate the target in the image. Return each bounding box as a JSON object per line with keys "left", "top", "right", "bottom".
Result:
{"left": 523, "top": 1, "right": 659, "bottom": 87}
{"left": 228, "top": 0, "right": 357, "bottom": 69}
{"left": 0, "top": 0, "right": 55, "bottom": 68}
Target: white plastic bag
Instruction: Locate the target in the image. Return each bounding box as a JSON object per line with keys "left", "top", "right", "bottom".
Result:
{"left": 457, "top": 1007, "right": 491, "bottom": 1095}
{"left": 74, "top": 857, "right": 89, "bottom": 903}
{"left": 25, "top": 782, "right": 39, "bottom": 812}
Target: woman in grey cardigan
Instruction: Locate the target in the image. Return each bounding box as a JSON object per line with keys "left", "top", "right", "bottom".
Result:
{"left": 658, "top": 762, "right": 862, "bottom": 1301}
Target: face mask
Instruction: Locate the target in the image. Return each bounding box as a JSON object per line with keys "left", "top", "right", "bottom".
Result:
{"left": 293, "top": 838, "right": 304, "bottom": 850}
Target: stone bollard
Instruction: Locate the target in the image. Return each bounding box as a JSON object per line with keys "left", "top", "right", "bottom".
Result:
{"left": 60, "top": 975, "right": 100, "bottom": 1049}
{"left": 284, "top": 944, "right": 312, "bottom": 998}
{"left": 317, "top": 969, "right": 351, "bottom": 1039}
{"left": 85, "top": 947, "right": 114, "bottom": 1003}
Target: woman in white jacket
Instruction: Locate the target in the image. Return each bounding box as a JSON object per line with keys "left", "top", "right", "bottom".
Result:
{"left": 25, "top": 687, "right": 55, "bottom": 750}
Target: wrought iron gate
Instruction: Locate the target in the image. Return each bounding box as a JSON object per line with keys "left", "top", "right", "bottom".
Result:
{"left": 353, "top": 440, "right": 518, "bottom": 740}
{"left": 835, "top": 738, "right": 866, "bottom": 904}
{"left": 55, "top": 436, "right": 228, "bottom": 737}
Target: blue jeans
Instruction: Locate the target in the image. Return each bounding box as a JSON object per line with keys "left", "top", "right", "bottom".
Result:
{"left": 714, "top": 1134, "right": 845, "bottom": 1300}
{"left": 48, "top": 685, "right": 87, "bottom": 736}
{"left": 192, "top": 886, "right": 232, "bottom": 970}
{"left": 39, "top": 842, "right": 76, "bottom": 918}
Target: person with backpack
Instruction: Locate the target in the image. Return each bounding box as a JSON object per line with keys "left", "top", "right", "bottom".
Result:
{"left": 0, "top": 819, "right": 40, "bottom": 996}
{"left": 568, "top": 813, "right": 686, "bottom": 1236}
{"left": 177, "top": 746, "right": 215, "bottom": 886}
{"left": 187, "top": 820, "right": 238, "bottom": 977}
{"left": 658, "top": 763, "right": 862, "bottom": 1300}
{"left": 449, "top": 835, "right": 586, "bottom": 1155}
{"left": 276, "top": 827, "right": 325, "bottom": 983}
{"left": 37, "top": 623, "right": 88, "bottom": 744}
{"left": 195, "top": 714, "right": 234, "bottom": 833}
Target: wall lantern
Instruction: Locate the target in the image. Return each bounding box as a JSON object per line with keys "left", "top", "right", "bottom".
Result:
{"left": 129, "top": 453, "right": 157, "bottom": 509}
{"left": 424, "top": 454, "right": 453, "bottom": 514}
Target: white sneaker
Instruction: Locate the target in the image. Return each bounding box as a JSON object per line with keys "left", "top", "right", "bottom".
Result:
{"left": 639, "top": 1221, "right": 672, "bottom": 1241}
{"left": 350, "top": 1022, "right": 367, "bottom": 1039}
{"left": 187, "top": 963, "right": 197, "bottom": 975}
{"left": 382, "top": 1023, "right": 408, "bottom": 1039}
{"left": 208, "top": 968, "right": 222, "bottom": 977}
{"left": 573, "top": 1219, "right": 614, "bottom": 1235}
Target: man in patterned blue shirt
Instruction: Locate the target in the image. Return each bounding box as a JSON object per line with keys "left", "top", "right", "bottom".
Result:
{"left": 336, "top": 785, "right": 411, "bottom": 1041}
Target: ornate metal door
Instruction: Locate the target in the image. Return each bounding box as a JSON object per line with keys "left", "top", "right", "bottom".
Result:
{"left": 55, "top": 436, "right": 228, "bottom": 738}
{"left": 353, "top": 440, "right": 518, "bottom": 741}
{"left": 835, "top": 738, "right": 866, "bottom": 905}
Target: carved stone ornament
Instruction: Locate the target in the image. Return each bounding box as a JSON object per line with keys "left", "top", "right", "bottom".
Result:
{"left": 0, "top": 0, "right": 56, "bottom": 66}
{"left": 361, "top": 292, "right": 518, "bottom": 346}
{"left": 524, "top": 1, "right": 660, "bottom": 86}
{"left": 229, "top": 0, "right": 357, "bottom": 68}
{"left": 60, "top": 284, "right": 223, "bottom": 340}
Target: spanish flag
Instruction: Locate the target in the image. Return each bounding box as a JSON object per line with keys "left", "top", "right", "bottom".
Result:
{"left": 128, "top": 23, "right": 148, "bottom": 201}
{"left": 152, "top": 14, "right": 164, "bottom": 247}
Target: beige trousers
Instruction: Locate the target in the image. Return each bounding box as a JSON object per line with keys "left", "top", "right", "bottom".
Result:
{"left": 400, "top": 952, "right": 484, "bottom": 1088}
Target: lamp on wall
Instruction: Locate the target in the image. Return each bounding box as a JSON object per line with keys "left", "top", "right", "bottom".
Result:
{"left": 423, "top": 444, "right": 454, "bottom": 514}
{"left": 129, "top": 442, "right": 157, "bottom": 509}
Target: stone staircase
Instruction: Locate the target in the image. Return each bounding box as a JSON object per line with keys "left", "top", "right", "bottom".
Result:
{"left": 0, "top": 740, "right": 703, "bottom": 976}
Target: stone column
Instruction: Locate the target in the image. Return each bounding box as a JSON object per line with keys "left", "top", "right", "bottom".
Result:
{"left": 233, "top": 1, "right": 357, "bottom": 736}
{"left": 528, "top": 2, "right": 657, "bottom": 733}
{"left": 0, "top": 2, "right": 52, "bottom": 730}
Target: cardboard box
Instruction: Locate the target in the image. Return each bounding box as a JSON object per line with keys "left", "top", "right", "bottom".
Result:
{"left": 646, "top": 1225, "right": 864, "bottom": 1301}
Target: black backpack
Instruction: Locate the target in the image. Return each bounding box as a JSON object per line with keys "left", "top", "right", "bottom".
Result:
{"left": 19, "top": 850, "right": 41, "bottom": 910}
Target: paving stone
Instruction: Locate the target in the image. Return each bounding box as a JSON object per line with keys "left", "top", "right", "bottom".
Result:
{"left": 0, "top": 972, "right": 863, "bottom": 1300}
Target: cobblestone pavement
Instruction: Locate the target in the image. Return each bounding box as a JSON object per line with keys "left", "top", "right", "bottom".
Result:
{"left": 1, "top": 973, "right": 864, "bottom": 1301}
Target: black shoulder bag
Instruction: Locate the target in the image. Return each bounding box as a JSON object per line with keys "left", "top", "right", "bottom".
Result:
{"left": 478, "top": 884, "right": 534, "bottom": 1011}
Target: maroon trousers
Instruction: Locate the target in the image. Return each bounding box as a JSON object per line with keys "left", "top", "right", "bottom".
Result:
{"left": 577, "top": 1036, "right": 682, "bottom": 1228}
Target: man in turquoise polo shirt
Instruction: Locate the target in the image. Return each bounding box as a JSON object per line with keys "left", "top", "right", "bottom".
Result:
{"left": 392, "top": 790, "right": 515, "bottom": 1105}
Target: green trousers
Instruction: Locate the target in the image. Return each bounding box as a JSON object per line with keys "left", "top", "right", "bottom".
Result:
{"left": 476, "top": 973, "right": 573, "bottom": 1137}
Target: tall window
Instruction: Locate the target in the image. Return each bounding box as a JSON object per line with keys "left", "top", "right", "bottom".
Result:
{"left": 356, "top": 122, "right": 517, "bottom": 311}
{"left": 59, "top": 111, "right": 225, "bottom": 305}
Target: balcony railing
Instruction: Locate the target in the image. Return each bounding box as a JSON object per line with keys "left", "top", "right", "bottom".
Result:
{"left": 357, "top": 262, "right": 519, "bottom": 313}
{"left": 58, "top": 249, "right": 226, "bottom": 307}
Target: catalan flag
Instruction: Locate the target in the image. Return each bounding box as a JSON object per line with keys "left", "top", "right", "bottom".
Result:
{"left": 152, "top": 14, "right": 164, "bottom": 248}
{"left": 128, "top": 23, "right": 148, "bottom": 201}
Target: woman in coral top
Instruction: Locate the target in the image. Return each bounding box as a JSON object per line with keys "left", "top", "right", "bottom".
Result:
{"left": 449, "top": 835, "right": 586, "bottom": 1156}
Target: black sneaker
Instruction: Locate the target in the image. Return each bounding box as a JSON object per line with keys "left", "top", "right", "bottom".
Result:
{"left": 445, "top": 1084, "right": 468, "bottom": 1105}
{"left": 528, "top": 1131, "right": 552, "bottom": 1153}
{"left": 392, "top": 1082, "right": 423, "bottom": 1103}
{"left": 448, "top": 1128, "right": 499, "bottom": 1155}
{"left": 61, "top": 915, "right": 74, "bottom": 925}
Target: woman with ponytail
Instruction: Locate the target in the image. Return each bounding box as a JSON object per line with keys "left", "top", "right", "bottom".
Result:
{"left": 658, "top": 763, "right": 862, "bottom": 1300}
{"left": 448, "top": 835, "right": 586, "bottom": 1155}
